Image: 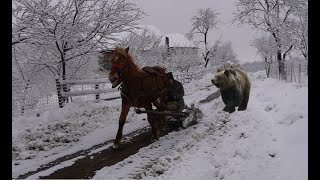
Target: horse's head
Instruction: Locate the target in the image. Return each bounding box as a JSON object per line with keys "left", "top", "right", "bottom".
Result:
{"left": 108, "top": 47, "right": 130, "bottom": 88}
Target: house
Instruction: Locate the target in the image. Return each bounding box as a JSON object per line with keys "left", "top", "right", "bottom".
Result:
{"left": 161, "top": 33, "right": 199, "bottom": 62}
{"left": 97, "top": 31, "right": 200, "bottom": 71}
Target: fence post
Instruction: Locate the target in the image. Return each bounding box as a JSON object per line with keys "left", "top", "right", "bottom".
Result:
{"left": 95, "top": 84, "right": 100, "bottom": 100}
{"left": 55, "top": 78, "right": 64, "bottom": 108}
{"left": 298, "top": 63, "right": 301, "bottom": 83}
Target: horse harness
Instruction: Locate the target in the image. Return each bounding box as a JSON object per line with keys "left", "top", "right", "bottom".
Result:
{"left": 118, "top": 67, "right": 169, "bottom": 104}
{"left": 111, "top": 63, "right": 129, "bottom": 80}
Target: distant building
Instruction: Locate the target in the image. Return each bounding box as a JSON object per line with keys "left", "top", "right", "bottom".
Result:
{"left": 97, "top": 32, "right": 200, "bottom": 71}
{"left": 161, "top": 33, "right": 199, "bottom": 62}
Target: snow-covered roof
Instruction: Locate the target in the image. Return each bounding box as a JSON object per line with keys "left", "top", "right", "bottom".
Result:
{"left": 160, "top": 33, "right": 196, "bottom": 48}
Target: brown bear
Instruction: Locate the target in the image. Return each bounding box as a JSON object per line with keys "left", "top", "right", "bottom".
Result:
{"left": 211, "top": 67, "right": 251, "bottom": 113}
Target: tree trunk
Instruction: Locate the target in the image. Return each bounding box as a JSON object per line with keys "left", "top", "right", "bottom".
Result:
{"left": 277, "top": 50, "right": 286, "bottom": 80}
{"left": 204, "top": 52, "right": 210, "bottom": 67}
{"left": 204, "top": 32, "right": 210, "bottom": 67}
{"left": 204, "top": 32, "right": 207, "bottom": 46}
{"left": 265, "top": 58, "right": 270, "bottom": 78}
{"left": 61, "top": 60, "right": 69, "bottom": 103}
{"left": 21, "top": 80, "right": 30, "bottom": 115}
{"left": 55, "top": 78, "right": 64, "bottom": 108}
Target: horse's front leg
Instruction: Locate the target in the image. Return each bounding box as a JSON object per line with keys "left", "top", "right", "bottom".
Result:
{"left": 114, "top": 102, "right": 130, "bottom": 147}
{"left": 152, "top": 98, "right": 165, "bottom": 111}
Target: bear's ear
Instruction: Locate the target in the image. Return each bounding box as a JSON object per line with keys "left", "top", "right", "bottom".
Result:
{"left": 224, "top": 69, "right": 230, "bottom": 77}
{"left": 217, "top": 68, "right": 223, "bottom": 72}
{"left": 125, "top": 46, "right": 129, "bottom": 54}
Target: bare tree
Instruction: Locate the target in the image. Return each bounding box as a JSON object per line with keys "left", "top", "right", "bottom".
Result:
{"left": 120, "top": 25, "right": 163, "bottom": 67}
{"left": 12, "top": 0, "right": 143, "bottom": 79}
{"left": 167, "top": 48, "right": 201, "bottom": 73}
{"left": 251, "top": 35, "right": 277, "bottom": 77}
{"left": 233, "top": 0, "right": 306, "bottom": 80}
{"left": 12, "top": 0, "right": 144, "bottom": 104}
{"left": 211, "top": 41, "right": 239, "bottom": 67}
{"left": 207, "top": 35, "right": 222, "bottom": 66}
{"left": 287, "top": 1, "right": 308, "bottom": 61}
{"left": 186, "top": 8, "right": 220, "bottom": 68}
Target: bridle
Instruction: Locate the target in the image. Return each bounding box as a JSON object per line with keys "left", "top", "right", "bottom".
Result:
{"left": 111, "top": 62, "right": 129, "bottom": 79}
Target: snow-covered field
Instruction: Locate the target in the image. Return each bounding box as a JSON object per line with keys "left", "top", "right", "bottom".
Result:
{"left": 12, "top": 71, "right": 308, "bottom": 180}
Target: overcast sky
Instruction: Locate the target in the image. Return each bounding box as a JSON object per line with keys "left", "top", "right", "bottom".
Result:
{"left": 137, "top": 0, "right": 263, "bottom": 63}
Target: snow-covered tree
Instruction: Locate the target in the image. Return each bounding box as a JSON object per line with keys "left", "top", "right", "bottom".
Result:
{"left": 186, "top": 8, "right": 220, "bottom": 67}
{"left": 166, "top": 47, "right": 201, "bottom": 73}
{"left": 286, "top": 1, "right": 308, "bottom": 61}
{"left": 251, "top": 35, "right": 277, "bottom": 77}
{"left": 207, "top": 35, "right": 222, "bottom": 66}
{"left": 12, "top": 0, "right": 143, "bottom": 79}
{"left": 233, "top": 0, "right": 306, "bottom": 80}
{"left": 210, "top": 41, "right": 239, "bottom": 67}
{"left": 12, "top": 0, "right": 144, "bottom": 104}
{"left": 119, "top": 25, "right": 163, "bottom": 67}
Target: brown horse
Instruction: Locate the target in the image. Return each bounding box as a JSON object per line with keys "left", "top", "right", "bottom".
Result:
{"left": 106, "top": 47, "right": 170, "bottom": 147}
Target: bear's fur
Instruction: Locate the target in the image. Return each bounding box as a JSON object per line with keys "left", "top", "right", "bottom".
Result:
{"left": 211, "top": 67, "right": 251, "bottom": 113}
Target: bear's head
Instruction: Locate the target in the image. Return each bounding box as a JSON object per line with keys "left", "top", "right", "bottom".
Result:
{"left": 211, "top": 69, "right": 237, "bottom": 90}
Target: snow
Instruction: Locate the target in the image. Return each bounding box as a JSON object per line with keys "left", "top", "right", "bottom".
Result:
{"left": 160, "top": 33, "right": 196, "bottom": 47}
{"left": 12, "top": 98, "right": 149, "bottom": 178}
{"left": 12, "top": 70, "right": 307, "bottom": 180}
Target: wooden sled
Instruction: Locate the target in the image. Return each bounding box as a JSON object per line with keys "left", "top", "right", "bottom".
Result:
{"left": 135, "top": 105, "right": 202, "bottom": 128}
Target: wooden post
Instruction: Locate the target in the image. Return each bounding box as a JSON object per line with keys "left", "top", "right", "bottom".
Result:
{"left": 55, "top": 78, "right": 64, "bottom": 108}
{"left": 95, "top": 84, "right": 100, "bottom": 100}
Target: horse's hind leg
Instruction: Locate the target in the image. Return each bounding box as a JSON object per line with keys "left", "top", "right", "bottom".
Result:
{"left": 114, "top": 102, "right": 130, "bottom": 146}
{"left": 146, "top": 104, "right": 159, "bottom": 141}
{"left": 152, "top": 99, "right": 167, "bottom": 131}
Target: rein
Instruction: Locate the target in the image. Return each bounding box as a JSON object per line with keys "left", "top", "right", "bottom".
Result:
{"left": 111, "top": 63, "right": 129, "bottom": 78}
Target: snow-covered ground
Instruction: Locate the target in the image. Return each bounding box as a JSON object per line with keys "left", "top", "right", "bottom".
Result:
{"left": 12, "top": 71, "right": 308, "bottom": 180}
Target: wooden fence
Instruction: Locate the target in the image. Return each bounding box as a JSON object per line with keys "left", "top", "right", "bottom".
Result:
{"left": 14, "top": 62, "right": 307, "bottom": 117}
{"left": 55, "top": 78, "right": 119, "bottom": 108}
{"left": 268, "top": 61, "right": 308, "bottom": 84}
{"left": 55, "top": 66, "right": 218, "bottom": 108}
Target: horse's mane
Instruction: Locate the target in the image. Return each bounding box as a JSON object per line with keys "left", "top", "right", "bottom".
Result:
{"left": 127, "top": 53, "right": 141, "bottom": 72}
{"left": 115, "top": 47, "right": 141, "bottom": 72}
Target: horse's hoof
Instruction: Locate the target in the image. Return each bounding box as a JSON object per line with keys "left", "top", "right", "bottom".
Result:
{"left": 112, "top": 144, "right": 119, "bottom": 149}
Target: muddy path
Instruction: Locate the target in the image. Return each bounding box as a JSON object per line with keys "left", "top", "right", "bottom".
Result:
{"left": 19, "top": 120, "right": 184, "bottom": 179}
